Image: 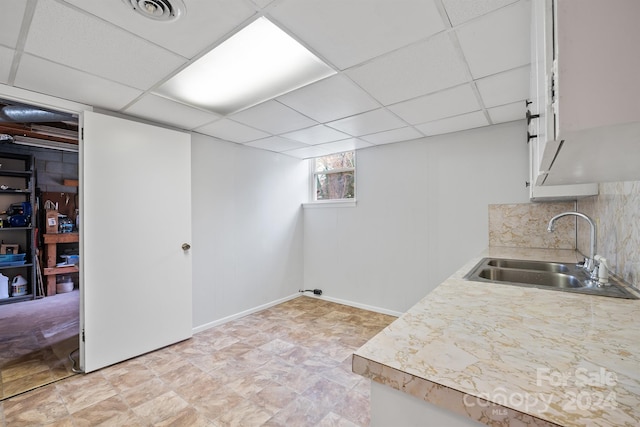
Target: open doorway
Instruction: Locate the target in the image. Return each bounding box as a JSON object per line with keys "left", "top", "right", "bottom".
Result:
{"left": 0, "top": 98, "right": 80, "bottom": 399}
{"left": 2, "top": 92, "right": 193, "bottom": 378}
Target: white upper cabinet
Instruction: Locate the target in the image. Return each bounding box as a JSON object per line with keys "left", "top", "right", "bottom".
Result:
{"left": 529, "top": 0, "right": 640, "bottom": 187}
{"left": 527, "top": 0, "right": 597, "bottom": 200}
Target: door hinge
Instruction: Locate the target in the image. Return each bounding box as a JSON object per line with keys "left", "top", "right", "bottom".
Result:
{"left": 81, "top": 128, "right": 84, "bottom": 140}
{"left": 82, "top": 329, "right": 85, "bottom": 342}
{"left": 550, "top": 59, "right": 558, "bottom": 104}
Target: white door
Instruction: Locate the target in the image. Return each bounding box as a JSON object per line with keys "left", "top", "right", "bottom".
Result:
{"left": 80, "top": 111, "right": 192, "bottom": 372}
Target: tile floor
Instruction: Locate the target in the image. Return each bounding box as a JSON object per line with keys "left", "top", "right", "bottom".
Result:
{"left": 0, "top": 296, "right": 396, "bottom": 426}
{"left": 1, "top": 291, "right": 79, "bottom": 400}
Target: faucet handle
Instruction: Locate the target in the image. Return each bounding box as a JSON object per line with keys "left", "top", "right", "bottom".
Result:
{"left": 594, "top": 255, "right": 611, "bottom": 286}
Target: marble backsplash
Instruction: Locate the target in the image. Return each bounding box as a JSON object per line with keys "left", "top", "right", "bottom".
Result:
{"left": 578, "top": 181, "right": 640, "bottom": 288}
{"left": 489, "top": 202, "right": 576, "bottom": 249}
{"left": 489, "top": 181, "right": 640, "bottom": 288}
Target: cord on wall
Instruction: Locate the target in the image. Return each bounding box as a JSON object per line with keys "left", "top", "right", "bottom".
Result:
{"left": 299, "top": 289, "right": 323, "bottom": 295}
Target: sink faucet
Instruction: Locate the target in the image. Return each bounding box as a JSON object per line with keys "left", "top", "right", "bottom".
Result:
{"left": 547, "top": 211, "right": 597, "bottom": 276}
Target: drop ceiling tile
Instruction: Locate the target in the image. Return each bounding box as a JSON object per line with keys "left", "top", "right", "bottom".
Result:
{"left": 327, "top": 109, "right": 407, "bottom": 137}
{"left": 455, "top": 0, "right": 530, "bottom": 79}
{"left": 476, "top": 66, "right": 530, "bottom": 108}
{"left": 124, "top": 95, "right": 220, "bottom": 130}
{"left": 15, "top": 54, "right": 142, "bottom": 111}
{"left": 25, "top": 0, "right": 186, "bottom": 90}
{"left": 230, "top": 101, "right": 317, "bottom": 135}
{"left": 442, "top": 0, "right": 519, "bottom": 26}
{"left": 195, "top": 119, "right": 269, "bottom": 143}
{"left": 347, "top": 32, "right": 470, "bottom": 105}
{"left": 0, "top": 0, "right": 27, "bottom": 47}
{"left": 244, "top": 136, "right": 308, "bottom": 152}
{"left": 269, "top": 0, "right": 446, "bottom": 70}
{"left": 277, "top": 75, "right": 379, "bottom": 123}
{"left": 488, "top": 101, "right": 525, "bottom": 124}
{"left": 388, "top": 84, "right": 480, "bottom": 125}
{"left": 316, "top": 138, "right": 374, "bottom": 154}
{"left": 361, "top": 127, "right": 425, "bottom": 145}
{"left": 251, "top": 0, "right": 276, "bottom": 8}
{"left": 282, "top": 125, "right": 350, "bottom": 145}
{"left": 282, "top": 144, "right": 333, "bottom": 159}
{"left": 0, "top": 46, "right": 14, "bottom": 84}
{"left": 416, "top": 111, "right": 488, "bottom": 136}
{"left": 61, "top": 0, "right": 257, "bottom": 59}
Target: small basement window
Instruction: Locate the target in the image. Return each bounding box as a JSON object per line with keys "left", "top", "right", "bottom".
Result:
{"left": 313, "top": 151, "right": 355, "bottom": 201}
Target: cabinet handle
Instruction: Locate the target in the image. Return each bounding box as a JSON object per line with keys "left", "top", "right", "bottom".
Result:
{"left": 527, "top": 131, "right": 538, "bottom": 143}
{"left": 525, "top": 181, "right": 531, "bottom": 188}
{"left": 181, "top": 243, "right": 191, "bottom": 251}
{"left": 526, "top": 110, "right": 540, "bottom": 124}
{"left": 525, "top": 100, "right": 533, "bottom": 106}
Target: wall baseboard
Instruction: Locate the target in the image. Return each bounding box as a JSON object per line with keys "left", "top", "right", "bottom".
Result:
{"left": 302, "top": 293, "right": 403, "bottom": 318}
{"left": 192, "top": 292, "right": 300, "bottom": 334}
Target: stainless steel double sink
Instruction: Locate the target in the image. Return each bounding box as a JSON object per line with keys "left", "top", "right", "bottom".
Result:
{"left": 464, "top": 258, "right": 638, "bottom": 299}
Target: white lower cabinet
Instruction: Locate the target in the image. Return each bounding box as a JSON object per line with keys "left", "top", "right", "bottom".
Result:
{"left": 370, "top": 382, "right": 483, "bottom": 427}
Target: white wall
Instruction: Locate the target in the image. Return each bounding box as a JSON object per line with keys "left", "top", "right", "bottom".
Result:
{"left": 304, "top": 121, "right": 530, "bottom": 314}
{"left": 191, "top": 133, "right": 307, "bottom": 329}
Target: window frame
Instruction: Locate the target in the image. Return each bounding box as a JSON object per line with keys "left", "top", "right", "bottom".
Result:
{"left": 307, "top": 151, "right": 357, "bottom": 206}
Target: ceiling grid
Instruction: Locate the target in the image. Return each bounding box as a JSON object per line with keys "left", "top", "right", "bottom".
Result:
{"left": 0, "top": 0, "right": 530, "bottom": 158}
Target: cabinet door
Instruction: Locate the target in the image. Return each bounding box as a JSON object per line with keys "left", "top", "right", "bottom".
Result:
{"left": 529, "top": 0, "right": 557, "bottom": 174}
{"left": 80, "top": 111, "right": 192, "bottom": 372}
{"left": 527, "top": 0, "right": 597, "bottom": 198}
{"left": 538, "top": 0, "right": 640, "bottom": 185}
{"left": 555, "top": 0, "right": 640, "bottom": 135}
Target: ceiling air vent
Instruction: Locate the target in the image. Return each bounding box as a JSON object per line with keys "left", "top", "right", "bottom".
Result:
{"left": 122, "top": 0, "right": 186, "bottom": 22}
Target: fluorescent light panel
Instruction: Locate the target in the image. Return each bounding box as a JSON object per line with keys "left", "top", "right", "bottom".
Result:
{"left": 155, "top": 17, "right": 336, "bottom": 115}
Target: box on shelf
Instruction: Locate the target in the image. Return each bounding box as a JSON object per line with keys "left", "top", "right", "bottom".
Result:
{"left": 46, "top": 209, "right": 59, "bottom": 234}
{"left": 1, "top": 244, "right": 19, "bottom": 254}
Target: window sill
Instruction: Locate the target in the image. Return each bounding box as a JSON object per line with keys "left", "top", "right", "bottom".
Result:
{"left": 302, "top": 199, "right": 357, "bottom": 209}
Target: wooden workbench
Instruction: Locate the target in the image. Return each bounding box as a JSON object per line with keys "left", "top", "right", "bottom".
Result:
{"left": 43, "top": 232, "right": 79, "bottom": 296}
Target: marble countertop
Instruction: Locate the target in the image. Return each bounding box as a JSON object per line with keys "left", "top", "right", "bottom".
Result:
{"left": 353, "top": 247, "right": 640, "bottom": 426}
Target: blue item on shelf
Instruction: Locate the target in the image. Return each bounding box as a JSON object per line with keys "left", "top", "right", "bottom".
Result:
{"left": 8, "top": 215, "right": 29, "bottom": 227}
{"left": 0, "top": 260, "right": 26, "bottom": 267}
{"left": 6, "top": 202, "right": 31, "bottom": 227}
{"left": 59, "top": 217, "right": 74, "bottom": 233}
{"left": 0, "top": 253, "right": 26, "bottom": 262}
{"left": 0, "top": 253, "right": 27, "bottom": 267}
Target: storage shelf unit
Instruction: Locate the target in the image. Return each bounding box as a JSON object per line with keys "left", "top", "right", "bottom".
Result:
{"left": 0, "top": 153, "right": 36, "bottom": 305}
